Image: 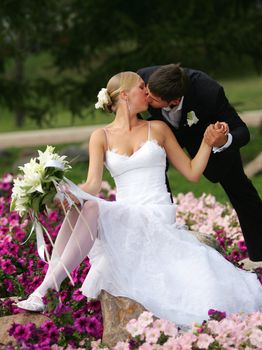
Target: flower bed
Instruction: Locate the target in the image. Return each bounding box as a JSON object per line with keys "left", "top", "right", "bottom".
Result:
{"left": 0, "top": 174, "right": 261, "bottom": 349}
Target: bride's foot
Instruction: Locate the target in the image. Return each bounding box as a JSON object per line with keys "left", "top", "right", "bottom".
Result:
{"left": 16, "top": 292, "right": 45, "bottom": 312}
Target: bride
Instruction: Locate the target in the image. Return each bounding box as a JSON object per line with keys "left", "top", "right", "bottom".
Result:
{"left": 17, "top": 71, "right": 262, "bottom": 325}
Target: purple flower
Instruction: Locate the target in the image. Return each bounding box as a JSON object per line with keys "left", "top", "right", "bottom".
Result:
{"left": 53, "top": 303, "right": 72, "bottom": 317}
{"left": 74, "top": 316, "right": 90, "bottom": 333}
{"left": 208, "top": 309, "right": 226, "bottom": 321}
{"left": 72, "top": 289, "right": 85, "bottom": 301}
{"left": 41, "top": 320, "right": 58, "bottom": 342}
{"left": 59, "top": 289, "right": 69, "bottom": 302}
{"left": 0, "top": 182, "right": 11, "bottom": 191}
{"left": 60, "top": 325, "right": 74, "bottom": 336}
{"left": 7, "top": 242, "right": 19, "bottom": 255}
{"left": 11, "top": 324, "right": 32, "bottom": 341}
{"left": 86, "top": 316, "right": 103, "bottom": 338}
{"left": 9, "top": 212, "right": 20, "bottom": 221}
{"left": 1, "top": 259, "right": 16, "bottom": 274}
{"left": 48, "top": 210, "right": 58, "bottom": 222}
{"left": 4, "top": 279, "right": 14, "bottom": 293}
{"left": 87, "top": 300, "right": 101, "bottom": 312}
{"left": 237, "top": 240, "right": 247, "bottom": 252}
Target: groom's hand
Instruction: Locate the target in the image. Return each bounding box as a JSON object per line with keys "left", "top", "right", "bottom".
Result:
{"left": 204, "top": 123, "right": 229, "bottom": 147}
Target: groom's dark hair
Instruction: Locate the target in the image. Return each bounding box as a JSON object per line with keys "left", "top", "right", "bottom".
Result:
{"left": 148, "top": 64, "right": 189, "bottom": 101}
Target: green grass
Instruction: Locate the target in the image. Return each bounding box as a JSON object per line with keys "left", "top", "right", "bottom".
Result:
{"left": 0, "top": 107, "right": 112, "bottom": 133}
{"left": 219, "top": 74, "right": 262, "bottom": 112}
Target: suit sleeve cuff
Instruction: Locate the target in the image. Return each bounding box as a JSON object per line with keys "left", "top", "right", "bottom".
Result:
{"left": 212, "top": 133, "right": 233, "bottom": 153}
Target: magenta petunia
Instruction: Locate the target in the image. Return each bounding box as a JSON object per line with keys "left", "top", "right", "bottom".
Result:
{"left": 12, "top": 324, "right": 32, "bottom": 341}
{"left": 72, "top": 289, "right": 85, "bottom": 301}
{"left": 1, "top": 259, "right": 16, "bottom": 274}
{"left": 74, "top": 316, "right": 90, "bottom": 333}
{"left": 85, "top": 316, "right": 103, "bottom": 338}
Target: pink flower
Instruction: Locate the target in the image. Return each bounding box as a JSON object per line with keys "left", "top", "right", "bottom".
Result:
{"left": 126, "top": 319, "right": 145, "bottom": 337}
{"left": 139, "top": 343, "right": 154, "bottom": 350}
{"left": 0, "top": 217, "right": 8, "bottom": 226}
{"left": 113, "top": 341, "right": 130, "bottom": 350}
{"left": 177, "top": 333, "right": 197, "bottom": 350}
{"left": 153, "top": 319, "right": 178, "bottom": 337}
{"left": 145, "top": 327, "right": 161, "bottom": 344}
{"left": 138, "top": 311, "right": 154, "bottom": 327}
{"left": 197, "top": 334, "right": 214, "bottom": 349}
{"left": 249, "top": 328, "right": 262, "bottom": 348}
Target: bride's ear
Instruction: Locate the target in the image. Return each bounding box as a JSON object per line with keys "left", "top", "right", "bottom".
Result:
{"left": 119, "top": 90, "right": 128, "bottom": 101}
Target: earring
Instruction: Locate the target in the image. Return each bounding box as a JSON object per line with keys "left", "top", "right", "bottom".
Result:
{"left": 126, "top": 98, "right": 131, "bottom": 114}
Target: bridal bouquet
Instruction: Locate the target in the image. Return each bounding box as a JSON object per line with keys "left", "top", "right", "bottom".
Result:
{"left": 10, "top": 145, "right": 71, "bottom": 219}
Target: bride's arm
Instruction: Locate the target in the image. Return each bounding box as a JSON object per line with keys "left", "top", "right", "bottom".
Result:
{"left": 153, "top": 121, "right": 212, "bottom": 183}
{"left": 79, "top": 129, "right": 106, "bottom": 195}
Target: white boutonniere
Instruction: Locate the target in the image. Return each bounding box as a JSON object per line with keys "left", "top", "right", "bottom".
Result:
{"left": 187, "top": 111, "right": 199, "bottom": 127}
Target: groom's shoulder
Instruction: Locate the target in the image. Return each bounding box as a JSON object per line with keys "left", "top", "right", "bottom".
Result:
{"left": 185, "top": 68, "right": 221, "bottom": 87}
{"left": 137, "top": 65, "right": 161, "bottom": 82}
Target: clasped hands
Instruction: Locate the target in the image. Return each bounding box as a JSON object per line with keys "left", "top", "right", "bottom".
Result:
{"left": 204, "top": 121, "right": 229, "bottom": 148}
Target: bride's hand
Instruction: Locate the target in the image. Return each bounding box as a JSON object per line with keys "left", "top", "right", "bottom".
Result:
{"left": 55, "top": 190, "right": 80, "bottom": 212}
{"left": 204, "top": 122, "right": 229, "bottom": 147}
{"left": 214, "top": 121, "right": 229, "bottom": 135}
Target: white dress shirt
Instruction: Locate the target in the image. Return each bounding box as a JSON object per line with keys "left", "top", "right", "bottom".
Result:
{"left": 161, "top": 97, "right": 232, "bottom": 153}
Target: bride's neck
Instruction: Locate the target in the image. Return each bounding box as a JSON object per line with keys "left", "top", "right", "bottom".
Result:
{"left": 113, "top": 107, "right": 140, "bottom": 131}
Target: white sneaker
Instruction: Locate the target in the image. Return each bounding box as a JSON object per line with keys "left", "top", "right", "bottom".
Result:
{"left": 16, "top": 292, "right": 45, "bottom": 312}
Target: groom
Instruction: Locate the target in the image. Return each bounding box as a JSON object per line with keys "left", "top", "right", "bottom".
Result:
{"left": 138, "top": 64, "right": 262, "bottom": 262}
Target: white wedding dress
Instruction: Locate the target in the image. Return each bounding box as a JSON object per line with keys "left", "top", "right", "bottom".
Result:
{"left": 80, "top": 126, "right": 262, "bottom": 325}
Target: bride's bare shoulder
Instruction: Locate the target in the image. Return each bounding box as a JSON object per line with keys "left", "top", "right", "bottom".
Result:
{"left": 150, "top": 120, "right": 170, "bottom": 132}
{"left": 89, "top": 128, "right": 107, "bottom": 147}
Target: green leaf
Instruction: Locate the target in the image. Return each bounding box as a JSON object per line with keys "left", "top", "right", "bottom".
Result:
{"left": 32, "top": 196, "right": 42, "bottom": 214}
{"left": 42, "top": 191, "right": 56, "bottom": 205}
{"left": 10, "top": 199, "right": 16, "bottom": 212}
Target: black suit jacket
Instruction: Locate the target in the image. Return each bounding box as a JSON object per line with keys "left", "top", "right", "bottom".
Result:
{"left": 138, "top": 66, "right": 250, "bottom": 183}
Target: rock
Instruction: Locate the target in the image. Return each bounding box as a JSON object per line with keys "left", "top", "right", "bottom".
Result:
{"left": 0, "top": 312, "right": 50, "bottom": 346}
{"left": 244, "top": 152, "right": 262, "bottom": 177}
{"left": 190, "top": 230, "right": 225, "bottom": 255}
{"left": 99, "top": 290, "right": 147, "bottom": 347}
{"left": 240, "top": 258, "right": 262, "bottom": 271}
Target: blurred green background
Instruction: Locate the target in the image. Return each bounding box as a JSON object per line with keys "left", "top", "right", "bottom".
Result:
{"left": 0, "top": 0, "right": 261, "bottom": 203}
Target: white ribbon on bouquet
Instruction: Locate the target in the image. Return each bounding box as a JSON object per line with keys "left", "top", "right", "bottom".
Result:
{"left": 22, "top": 159, "right": 99, "bottom": 291}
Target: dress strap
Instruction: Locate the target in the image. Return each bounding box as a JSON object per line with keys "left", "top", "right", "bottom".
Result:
{"left": 103, "top": 128, "right": 110, "bottom": 150}
{"left": 147, "top": 121, "right": 151, "bottom": 141}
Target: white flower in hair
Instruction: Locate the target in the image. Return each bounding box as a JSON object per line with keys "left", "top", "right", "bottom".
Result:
{"left": 95, "top": 88, "right": 110, "bottom": 109}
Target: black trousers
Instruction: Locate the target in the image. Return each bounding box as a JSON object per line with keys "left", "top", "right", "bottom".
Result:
{"left": 218, "top": 152, "right": 262, "bottom": 261}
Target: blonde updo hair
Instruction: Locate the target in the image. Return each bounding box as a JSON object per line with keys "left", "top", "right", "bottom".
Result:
{"left": 104, "top": 71, "right": 141, "bottom": 113}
